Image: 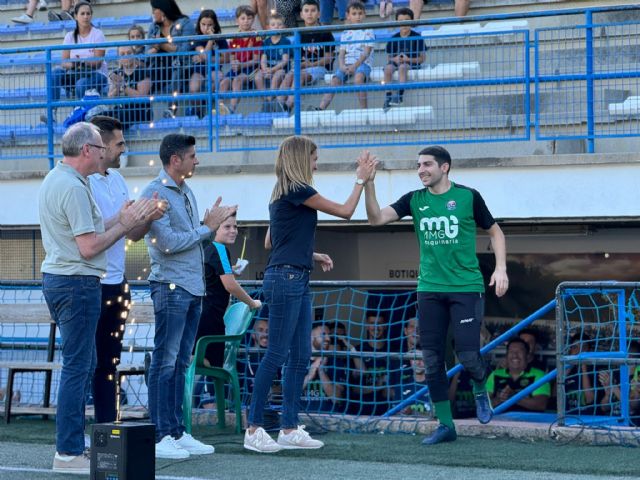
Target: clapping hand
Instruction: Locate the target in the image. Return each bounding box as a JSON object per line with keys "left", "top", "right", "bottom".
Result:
{"left": 203, "top": 196, "right": 238, "bottom": 232}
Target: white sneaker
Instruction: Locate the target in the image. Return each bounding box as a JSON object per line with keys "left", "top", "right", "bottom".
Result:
{"left": 244, "top": 427, "right": 282, "bottom": 453}
{"left": 38, "top": 0, "right": 48, "bottom": 10}
{"left": 277, "top": 425, "right": 324, "bottom": 449}
{"left": 155, "top": 435, "right": 190, "bottom": 459}
{"left": 52, "top": 452, "right": 90, "bottom": 475}
{"left": 175, "top": 433, "right": 214, "bottom": 455}
{"left": 12, "top": 13, "right": 34, "bottom": 24}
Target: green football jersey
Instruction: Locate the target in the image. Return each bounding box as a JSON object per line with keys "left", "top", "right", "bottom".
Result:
{"left": 390, "top": 182, "right": 495, "bottom": 293}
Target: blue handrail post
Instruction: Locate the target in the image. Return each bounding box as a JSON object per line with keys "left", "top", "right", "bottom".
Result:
{"left": 206, "top": 49, "right": 213, "bottom": 153}
{"left": 293, "top": 31, "right": 302, "bottom": 136}
{"left": 585, "top": 10, "right": 595, "bottom": 153}
{"left": 524, "top": 30, "right": 531, "bottom": 140}
{"left": 45, "top": 50, "right": 55, "bottom": 169}
{"left": 214, "top": 48, "right": 220, "bottom": 153}
{"left": 617, "top": 289, "right": 631, "bottom": 425}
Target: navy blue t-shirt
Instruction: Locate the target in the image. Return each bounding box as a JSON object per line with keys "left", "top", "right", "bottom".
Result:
{"left": 268, "top": 184, "right": 318, "bottom": 270}
{"left": 386, "top": 31, "right": 427, "bottom": 59}
{"left": 263, "top": 36, "right": 291, "bottom": 69}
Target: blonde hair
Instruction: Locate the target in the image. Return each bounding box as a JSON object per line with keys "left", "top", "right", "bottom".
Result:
{"left": 270, "top": 136, "right": 317, "bottom": 203}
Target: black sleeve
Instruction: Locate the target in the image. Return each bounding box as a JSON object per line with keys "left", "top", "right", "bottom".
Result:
{"left": 389, "top": 191, "right": 414, "bottom": 219}
{"left": 324, "top": 32, "right": 336, "bottom": 55}
{"left": 289, "top": 184, "right": 318, "bottom": 206}
{"left": 471, "top": 189, "right": 496, "bottom": 230}
{"left": 204, "top": 242, "right": 229, "bottom": 276}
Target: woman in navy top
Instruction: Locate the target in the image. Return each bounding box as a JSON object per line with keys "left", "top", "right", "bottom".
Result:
{"left": 244, "top": 135, "right": 376, "bottom": 453}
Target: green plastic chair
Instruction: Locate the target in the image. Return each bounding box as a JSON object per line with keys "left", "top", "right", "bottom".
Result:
{"left": 183, "top": 302, "right": 256, "bottom": 434}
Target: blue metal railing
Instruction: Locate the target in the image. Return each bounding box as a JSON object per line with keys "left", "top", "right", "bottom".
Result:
{"left": 1, "top": 4, "right": 640, "bottom": 165}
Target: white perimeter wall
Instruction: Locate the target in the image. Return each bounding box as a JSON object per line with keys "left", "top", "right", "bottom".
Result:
{"left": 1, "top": 162, "right": 639, "bottom": 225}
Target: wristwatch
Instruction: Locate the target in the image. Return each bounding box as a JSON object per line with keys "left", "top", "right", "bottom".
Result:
{"left": 355, "top": 178, "right": 365, "bottom": 186}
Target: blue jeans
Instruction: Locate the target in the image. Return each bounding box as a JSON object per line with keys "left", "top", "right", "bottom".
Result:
{"left": 319, "top": 0, "right": 348, "bottom": 24}
{"left": 248, "top": 266, "right": 312, "bottom": 429}
{"left": 50, "top": 67, "right": 108, "bottom": 100}
{"left": 42, "top": 273, "right": 101, "bottom": 455}
{"left": 147, "top": 282, "right": 202, "bottom": 442}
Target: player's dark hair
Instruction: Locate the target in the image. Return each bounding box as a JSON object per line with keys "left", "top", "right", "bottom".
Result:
{"left": 196, "top": 9, "right": 222, "bottom": 35}
{"left": 347, "top": 0, "right": 366, "bottom": 13}
{"left": 235, "top": 5, "right": 255, "bottom": 18}
{"left": 395, "top": 7, "right": 414, "bottom": 19}
{"left": 418, "top": 145, "right": 452, "bottom": 170}
{"left": 507, "top": 337, "right": 529, "bottom": 354}
{"left": 159, "top": 134, "right": 196, "bottom": 166}
{"left": 301, "top": 0, "right": 320, "bottom": 10}
{"left": 90, "top": 115, "right": 123, "bottom": 142}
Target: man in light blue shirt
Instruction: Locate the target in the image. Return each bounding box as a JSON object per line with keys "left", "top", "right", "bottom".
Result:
{"left": 140, "top": 133, "right": 236, "bottom": 459}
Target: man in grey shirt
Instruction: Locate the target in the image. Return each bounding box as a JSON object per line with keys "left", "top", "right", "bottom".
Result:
{"left": 39, "top": 122, "right": 154, "bottom": 475}
{"left": 141, "top": 133, "right": 236, "bottom": 459}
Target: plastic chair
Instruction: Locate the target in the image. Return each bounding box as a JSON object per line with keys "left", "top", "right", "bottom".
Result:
{"left": 183, "top": 302, "right": 256, "bottom": 434}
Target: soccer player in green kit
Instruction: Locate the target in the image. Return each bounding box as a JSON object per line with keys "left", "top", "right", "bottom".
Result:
{"left": 363, "top": 146, "right": 509, "bottom": 445}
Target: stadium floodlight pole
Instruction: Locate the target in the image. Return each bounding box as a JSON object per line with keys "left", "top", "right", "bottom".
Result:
{"left": 383, "top": 299, "right": 556, "bottom": 418}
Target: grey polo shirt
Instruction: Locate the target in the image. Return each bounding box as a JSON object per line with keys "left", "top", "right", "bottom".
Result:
{"left": 39, "top": 161, "right": 106, "bottom": 277}
{"left": 141, "top": 169, "right": 212, "bottom": 296}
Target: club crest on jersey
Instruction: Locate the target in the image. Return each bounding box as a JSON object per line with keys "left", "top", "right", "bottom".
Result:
{"left": 446, "top": 200, "right": 457, "bottom": 211}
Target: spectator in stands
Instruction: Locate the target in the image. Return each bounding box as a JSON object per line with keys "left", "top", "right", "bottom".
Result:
{"left": 281, "top": 0, "right": 336, "bottom": 112}
{"left": 318, "top": 1, "right": 374, "bottom": 110}
{"left": 11, "top": 0, "right": 48, "bottom": 25}
{"left": 563, "top": 331, "right": 595, "bottom": 414}
{"left": 39, "top": 122, "right": 152, "bottom": 474}
{"left": 128, "top": 25, "right": 146, "bottom": 55}
{"left": 140, "top": 134, "right": 235, "bottom": 459}
{"left": 320, "top": 0, "right": 347, "bottom": 25}
{"left": 146, "top": 0, "right": 196, "bottom": 119}
{"left": 487, "top": 338, "right": 550, "bottom": 412}
{"left": 88, "top": 116, "right": 166, "bottom": 424}
{"left": 219, "top": 6, "right": 263, "bottom": 114}
{"left": 399, "top": 350, "right": 433, "bottom": 416}
{"left": 597, "top": 341, "right": 640, "bottom": 418}
{"left": 382, "top": 8, "right": 427, "bottom": 110}
{"left": 409, "top": 0, "right": 470, "bottom": 20}
{"left": 255, "top": 14, "right": 291, "bottom": 113}
{"left": 244, "top": 136, "right": 376, "bottom": 452}
{"left": 301, "top": 324, "right": 347, "bottom": 412}
{"left": 185, "top": 9, "right": 229, "bottom": 118}
{"left": 403, "top": 316, "right": 419, "bottom": 351}
{"left": 350, "top": 313, "right": 400, "bottom": 416}
{"left": 48, "top": 0, "right": 76, "bottom": 21}
{"left": 194, "top": 213, "right": 262, "bottom": 370}
{"left": 46, "top": 1, "right": 108, "bottom": 124}
{"left": 105, "top": 46, "right": 153, "bottom": 129}
{"left": 519, "top": 328, "right": 545, "bottom": 370}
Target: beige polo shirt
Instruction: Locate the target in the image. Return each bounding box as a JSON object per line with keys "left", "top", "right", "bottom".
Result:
{"left": 39, "top": 161, "right": 106, "bottom": 277}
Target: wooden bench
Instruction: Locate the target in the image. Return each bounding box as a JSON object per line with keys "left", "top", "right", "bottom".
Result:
{"left": 0, "top": 302, "right": 154, "bottom": 423}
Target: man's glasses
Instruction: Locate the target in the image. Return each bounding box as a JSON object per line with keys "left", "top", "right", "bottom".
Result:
{"left": 87, "top": 143, "right": 107, "bottom": 152}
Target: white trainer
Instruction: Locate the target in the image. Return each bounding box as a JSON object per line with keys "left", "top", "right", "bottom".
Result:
{"left": 244, "top": 427, "right": 283, "bottom": 453}
{"left": 12, "top": 13, "right": 34, "bottom": 24}
{"left": 277, "top": 425, "right": 324, "bottom": 449}
{"left": 155, "top": 435, "right": 190, "bottom": 459}
{"left": 175, "top": 433, "right": 214, "bottom": 455}
{"left": 38, "top": 0, "right": 48, "bottom": 10}
{"left": 52, "top": 452, "right": 90, "bottom": 475}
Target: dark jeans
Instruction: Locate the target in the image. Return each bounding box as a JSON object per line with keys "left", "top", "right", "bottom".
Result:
{"left": 50, "top": 67, "right": 108, "bottom": 100}
{"left": 147, "top": 282, "right": 202, "bottom": 442}
{"left": 418, "top": 291, "right": 485, "bottom": 402}
{"left": 93, "top": 280, "right": 131, "bottom": 424}
{"left": 42, "top": 273, "right": 101, "bottom": 455}
{"left": 248, "top": 265, "right": 312, "bottom": 429}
